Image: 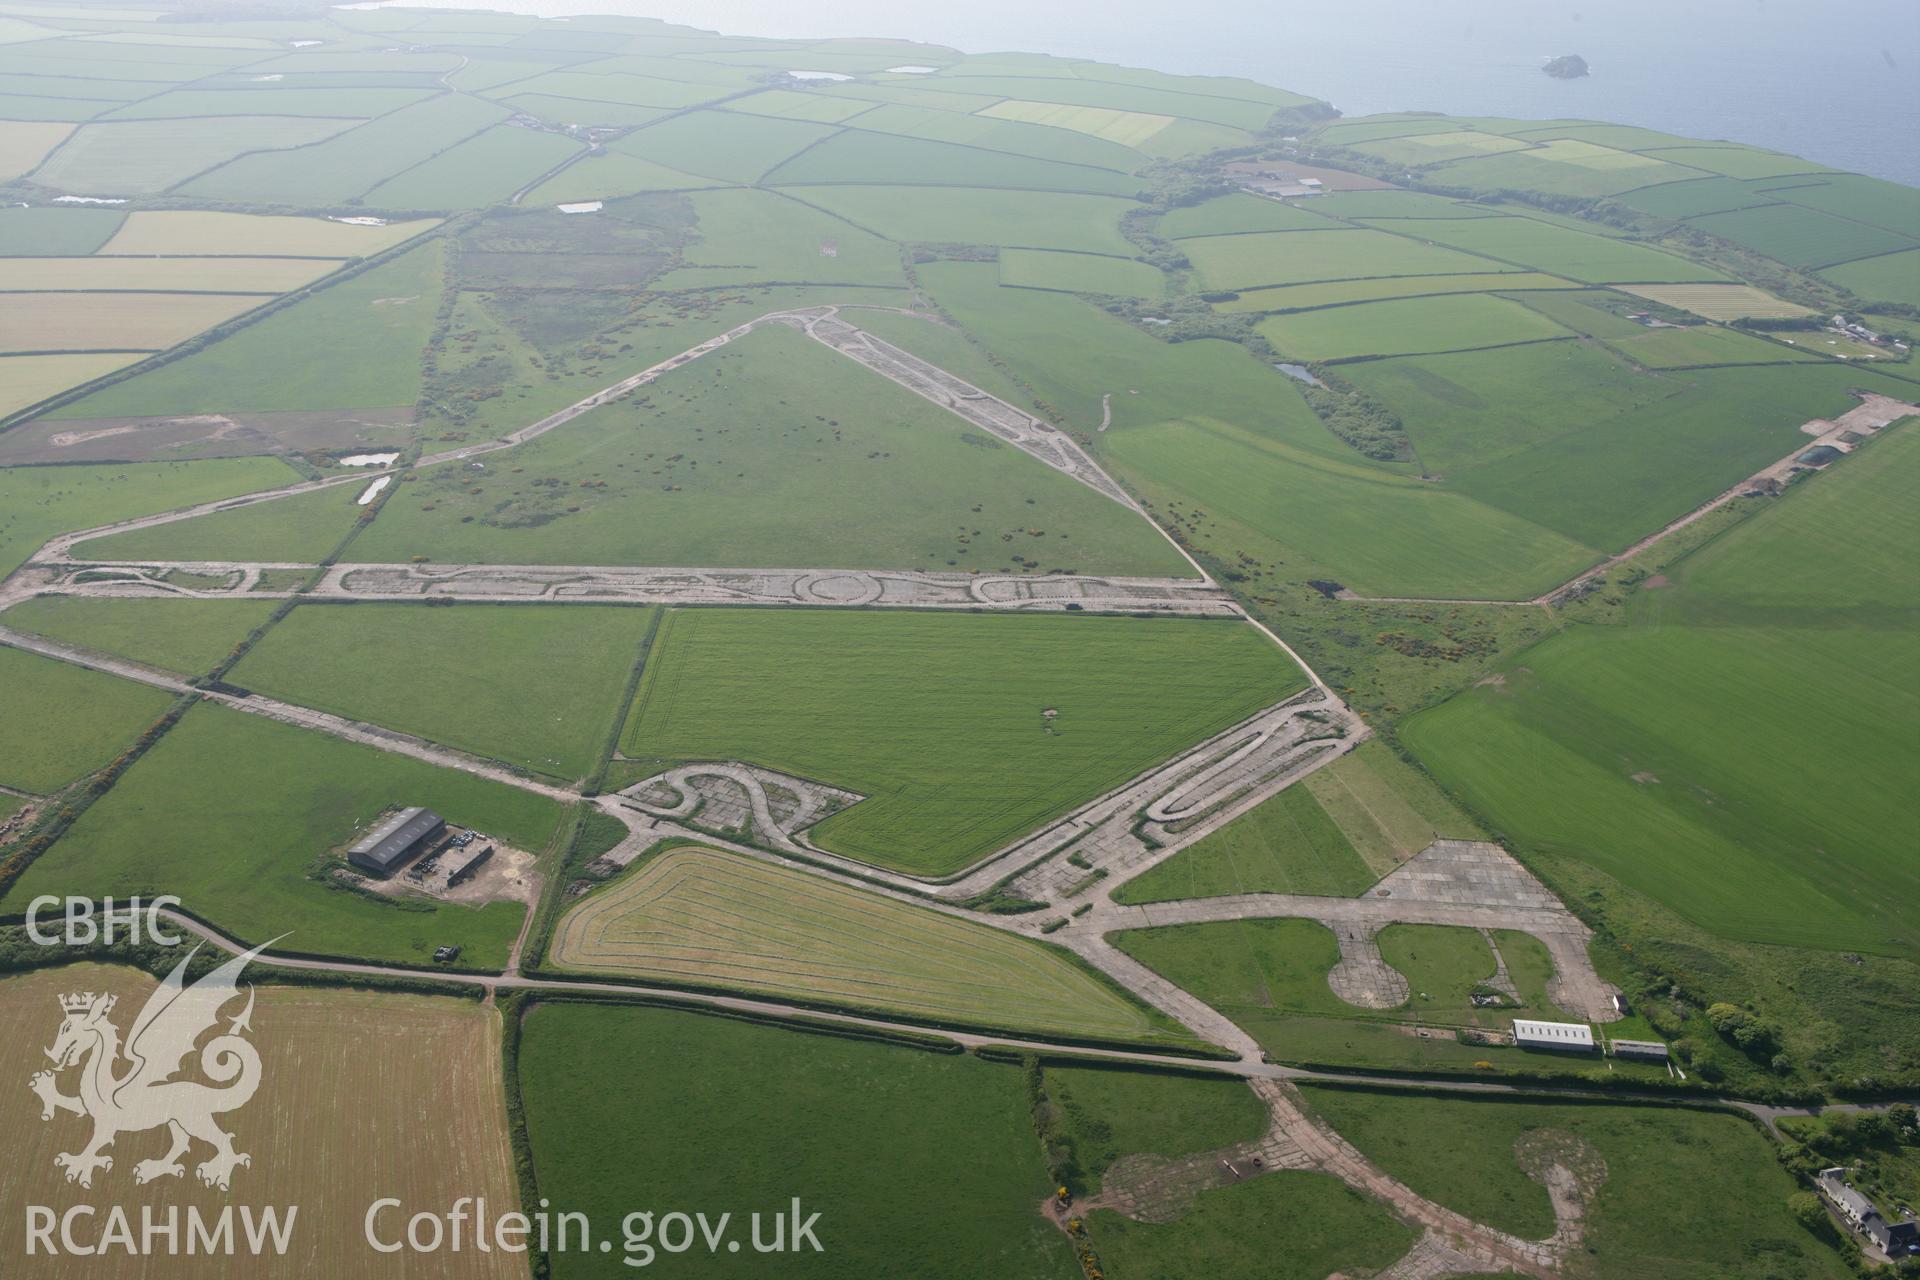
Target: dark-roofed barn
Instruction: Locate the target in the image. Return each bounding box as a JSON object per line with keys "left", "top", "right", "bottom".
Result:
{"left": 348, "top": 807, "right": 446, "bottom": 876}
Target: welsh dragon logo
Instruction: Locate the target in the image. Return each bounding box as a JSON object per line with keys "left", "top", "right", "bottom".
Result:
{"left": 30, "top": 943, "right": 270, "bottom": 1191}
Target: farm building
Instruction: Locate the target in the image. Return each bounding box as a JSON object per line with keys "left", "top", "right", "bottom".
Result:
{"left": 437, "top": 841, "right": 492, "bottom": 888}
{"left": 1609, "top": 1039, "right": 1670, "bottom": 1062}
{"left": 1512, "top": 1019, "right": 1595, "bottom": 1053}
{"left": 1818, "top": 1168, "right": 1879, "bottom": 1227}
{"left": 347, "top": 806, "right": 446, "bottom": 876}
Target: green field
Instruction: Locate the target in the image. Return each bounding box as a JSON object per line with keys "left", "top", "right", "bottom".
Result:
{"left": 1216, "top": 271, "right": 1570, "bottom": 313}
{"left": 4, "top": 702, "right": 562, "bottom": 967}
{"left": 1113, "top": 917, "right": 1355, "bottom": 1025}
{"left": 655, "top": 186, "right": 905, "bottom": 290}
{"left": 782, "top": 185, "right": 1138, "bottom": 254}
{"left": 1405, "top": 423, "right": 1920, "bottom": 954}
{"left": 73, "top": 480, "right": 364, "bottom": 564}
{"left": 623, "top": 608, "right": 1302, "bottom": 875}
{"left": 361, "top": 123, "right": 583, "bottom": 210}
{"left": 999, "top": 248, "right": 1163, "bottom": 297}
{"left": 551, "top": 845, "right": 1196, "bottom": 1046}
{"left": 1300, "top": 1088, "right": 1848, "bottom": 1278}
{"left": 354, "top": 323, "right": 1186, "bottom": 576}
{"left": 1300, "top": 737, "right": 1486, "bottom": 868}
{"left": 763, "top": 127, "right": 1139, "bottom": 195}
{"left": 517, "top": 1001, "right": 1078, "bottom": 1279}
{"left": 1156, "top": 193, "right": 1339, "bottom": 238}
{"left": 1820, "top": 247, "right": 1920, "bottom": 309}
{"left": 49, "top": 242, "right": 444, "bottom": 420}
{"left": 612, "top": 109, "right": 834, "bottom": 183}
{"left": 1256, "top": 293, "right": 1570, "bottom": 362}
{"left": 1605, "top": 324, "right": 1815, "bottom": 369}
{"left": 1043, "top": 1063, "right": 1267, "bottom": 1192}
{"left": 0, "top": 595, "right": 277, "bottom": 675}
{"left": 1690, "top": 201, "right": 1917, "bottom": 269}
{"left": 1367, "top": 215, "right": 1729, "bottom": 283}
{"left": 1183, "top": 228, "right": 1508, "bottom": 290}
{"left": 1115, "top": 784, "right": 1378, "bottom": 903}
{"left": 0, "top": 206, "right": 124, "bottom": 256}
{"left": 0, "top": 455, "right": 303, "bottom": 579}
{"left": 230, "top": 602, "right": 653, "bottom": 780}
{"left": 1090, "top": 1173, "right": 1414, "bottom": 1280}
{"left": 28, "top": 115, "right": 354, "bottom": 194}
{"left": 0, "top": 645, "right": 172, "bottom": 793}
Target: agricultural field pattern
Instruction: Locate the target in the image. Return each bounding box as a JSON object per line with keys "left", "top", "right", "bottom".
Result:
{"left": 0, "top": 4, "right": 1913, "bottom": 1279}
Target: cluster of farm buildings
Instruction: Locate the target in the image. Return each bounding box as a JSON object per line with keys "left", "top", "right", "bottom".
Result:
{"left": 347, "top": 806, "right": 491, "bottom": 891}
{"left": 1818, "top": 1167, "right": 1920, "bottom": 1259}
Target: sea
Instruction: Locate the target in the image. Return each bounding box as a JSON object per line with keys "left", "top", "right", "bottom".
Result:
{"left": 362, "top": 0, "right": 1920, "bottom": 185}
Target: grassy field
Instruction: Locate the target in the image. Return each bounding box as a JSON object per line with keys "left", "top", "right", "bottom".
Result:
{"left": 1256, "top": 293, "right": 1570, "bottom": 362}
{"left": 0, "top": 351, "right": 142, "bottom": 418}
{"left": 0, "top": 595, "right": 277, "bottom": 675}
{"left": 623, "top": 608, "right": 1300, "bottom": 875}
{"left": 1423, "top": 141, "right": 1704, "bottom": 199}
{"left": 97, "top": 211, "right": 438, "bottom": 257}
{"left": 1405, "top": 423, "right": 1920, "bottom": 955}
{"left": 0, "top": 119, "right": 69, "bottom": 179}
{"left": 1156, "top": 193, "right": 1339, "bottom": 238}
{"left": 517, "top": 1000, "right": 1079, "bottom": 1279}
{"left": 1689, "top": 201, "right": 1915, "bottom": 269}
{"left": 355, "top": 323, "right": 1186, "bottom": 577}
{"left": 612, "top": 109, "right": 834, "bottom": 183}
{"left": 0, "top": 644, "right": 172, "bottom": 792}
{"left": 1090, "top": 1173, "right": 1414, "bottom": 1280}
{"left": 50, "top": 242, "right": 443, "bottom": 419}
{"left": 1300, "top": 738, "right": 1485, "bottom": 873}
{"left": 999, "top": 248, "right": 1163, "bottom": 297}
{"left": 1216, "top": 271, "right": 1570, "bottom": 313}
{"left": 74, "top": 481, "right": 365, "bottom": 564}
{"left": 1605, "top": 324, "right": 1816, "bottom": 368}
{"left": 1115, "top": 784, "right": 1378, "bottom": 903}
{"left": 180, "top": 95, "right": 508, "bottom": 206}
{"left": 0, "top": 206, "right": 125, "bottom": 256}
{"left": 0, "top": 292, "right": 262, "bottom": 353}
{"left": 0, "top": 455, "right": 303, "bottom": 578}
{"left": 1043, "top": 1063, "right": 1267, "bottom": 1191}
{"left": 1366, "top": 215, "right": 1728, "bottom": 283}
{"left": 1183, "top": 228, "right": 1508, "bottom": 290}
{"left": 551, "top": 845, "right": 1197, "bottom": 1046}
{"left": 1376, "top": 923, "right": 1496, "bottom": 1021}
{"left": 1114, "top": 917, "right": 1354, "bottom": 1022}
{"left": 782, "top": 185, "right": 1138, "bottom": 254}
{"left": 1820, "top": 246, "right": 1920, "bottom": 309}
{"left": 4, "top": 702, "right": 562, "bottom": 967}
{"left": 28, "top": 115, "right": 352, "bottom": 194}
{"left": 0, "top": 966, "right": 525, "bottom": 1280}
{"left": 763, "top": 128, "right": 1139, "bottom": 195}
{"left": 655, "top": 186, "right": 905, "bottom": 290}
{"left": 1299, "top": 1087, "right": 1848, "bottom": 1278}
{"left": 361, "top": 123, "right": 584, "bottom": 210}
{"left": 229, "top": 602, "right": 654, "bottom": 780}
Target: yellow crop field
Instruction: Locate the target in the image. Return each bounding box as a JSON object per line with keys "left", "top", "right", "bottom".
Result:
{"left": 0, "top": 120, "right": 70, "bottom": 180}
{"left": 0, "top": 256, "right": 342, "bottom": 293}
{"left": 0, "top": 965, "right": 523, "bottom": 1280}
{"left": 977, "top": 98, "right": 1172, "bottom": 148}
{"left": 1525, "top": 138, "right": 1672, "bottom": 171}
{"left": 552, "top": 846, "right": 1199, "bottom": 1047}
{"left": 98, "top": 212, "right": 441, "bottom": 258}
{"left": 1620, "top": 282, "right": 1817, "bottom": 321}
{"left": 0, "top": 351, "right": 142, "bottom": 417}
{"left": 0, "top": 292, "right": 262, "bottom": 351}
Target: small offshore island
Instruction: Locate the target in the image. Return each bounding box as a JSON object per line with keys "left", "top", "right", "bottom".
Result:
{"left": 1543, "top": 53, "right": 1592, "bottom": 78}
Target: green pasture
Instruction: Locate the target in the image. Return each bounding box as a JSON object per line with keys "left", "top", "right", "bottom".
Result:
{"left": 1308, "top": 190, "right": 1499, "bottom": 219}
{"left": 1115, "top": 785, "right": 1378, "bottom": 903}
{"left": 656, "top": 186, "right": 905, "bottom": 290}
{"left": 1688, "top": 201, "right": 1916, "bottom": 269}
{"left": 1765, "top": 173, "right": 1920, "bottom": 238}
{"left": 622, "top": 608, "right": 1301, "bottom": 875}
{"left": 782, "top": 185, "right": 1138, "bottom": 254}
{"left": 551, "top": 846, "right": 1195, "bottom": 1046}
{"left": 0, "top": 646, "right": 172, "bottom": 793}
{"left": 1156, "top": 193, "right": 1339, "bottom": 238}
{"left": 1368, "top": 215, "right": 1728, "bottom": 283}
{"left": 1216, "top": 272, "right": 1569, "bottom": 313}
{"left": 1404, "top": 425, "right": 1920, "bottom": 955}
{"left": 361, "top": 124, "right": 582, "bottom": 210}
{"left": 50, "top": 241, "right": 444, "bottom": 420}
{"left": 817, "top": 100, "right": 1148, "bottom": 172}
{"left": 106, "top": 87, "right": 436, "bottom": 121}
{"left": 74, "top": 480, "right": 363, "bottom": 564}
{"left": 180, "top": 93, "right": 511, "bottom": 205}
{"left": 354, "top": 323, "right": 1185, "bottom": 577}
{"left": 1605, "top": 324, "right": 1816, "bottom": 369}
{"left": 1183, "top": 228, "right": 1507, "bottom": 290}
{"left": 1301, "top": 738, "right": 1485, "bottom": 870}
{"left": 0, "top": 455, "right": 303, "bottom": 579}
{"left": 29, "top": 116, "right": 353, "bottom": 195}
{"left": 1043, "top": 1063, "right": 1266, "bottom": 1192}
{"left": 1300, "top": 1088, "right": 1848, "bottom": 1278}
{"left": 0, "top": 595, "right": 277, "bottom": 675}
{"left": 999, "top": 248, "right": 1163, "bottom": 298}
{"left": 4, "top": 702, "right": 560, "bottom": 967}
{"left": 1423, "top": 142, "right": 1703, "bottom": 199}
{"left": 763, "top": 128, "right": 1138, "bottom": 196}
{"left": 230, "top": 602, "right": 653, "bottom": 780}
{"left": 1256, "top": 293, "right": 1570, "bottom": 362}
{"left": 1820, "top": 248, "right": 1920, "bottom": 308}
{"left": 522, "top": 150, "right": 719, "bottom": 204}
{"left": 517, "top": 1001, "right": 1077, "bottom": 1280}
{"left": 611, "top": 109, "right": 834, "bottom": 183}
{"left": 0, "top": 206, "right": 124, "bottom": 256}
{"left": 1645, "top": 144, "right": 1832, "bottom": 180}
